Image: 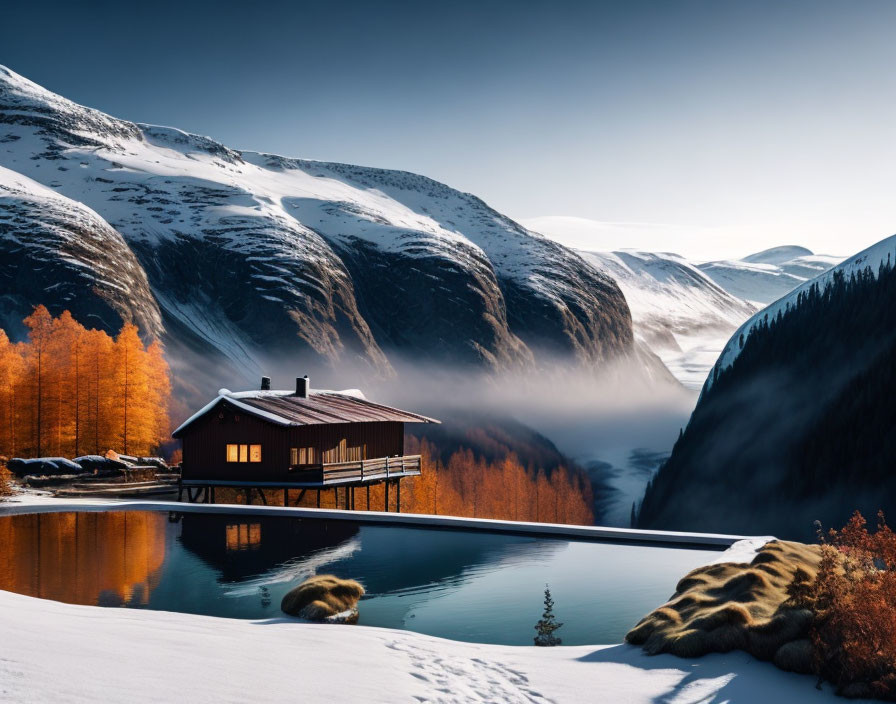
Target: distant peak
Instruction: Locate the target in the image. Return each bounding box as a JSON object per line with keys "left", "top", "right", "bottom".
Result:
{"left": 741, "top": 245, "right": 813, "bottom": 265}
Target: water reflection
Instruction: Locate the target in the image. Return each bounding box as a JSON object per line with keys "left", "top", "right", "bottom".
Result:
{"left": 0, "top": 511, "right": 167, "bottom": 607}
{"left": 177, "top": 513, "right": 360, "bottom": 583}
{"left": 0, "top": 510, "right": 714, "bottom": 644}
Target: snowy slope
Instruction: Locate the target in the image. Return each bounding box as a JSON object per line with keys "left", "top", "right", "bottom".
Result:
{"left": 698, "top": 246, "right": 841, "bottom": 306}
{"left": 740, "top": 245, "right": 813, "bottom": 265}
{"left": 579, "top": 250, "right": 755, "bottom": 349}
{"left": 0, "top": 65, "right": 642, "bottom": 382}
{"left": 707, "top": 234, "right": 896, "bottom": 390}
{"left": 578, "top": 250, "right": 756, "bottom": 389}
{"left": 0, "top": 165, "right": 162, "bottom": 339}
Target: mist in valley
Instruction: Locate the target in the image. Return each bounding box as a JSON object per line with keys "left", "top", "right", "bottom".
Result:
{"left": 177, "top": 347, "right": 698, "bottom": 526}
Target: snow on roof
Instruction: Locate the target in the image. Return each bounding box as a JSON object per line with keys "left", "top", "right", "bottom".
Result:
{"left": 172, "top": 387, "right": 439, "bottom": 437}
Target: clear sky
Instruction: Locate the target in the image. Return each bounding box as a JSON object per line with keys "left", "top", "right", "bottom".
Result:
{"left": 3, "top": 0, "right": 896, "bottom": 259}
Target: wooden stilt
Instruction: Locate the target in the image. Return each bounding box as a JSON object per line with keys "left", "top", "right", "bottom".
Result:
{"left": 317, "top": 490, "right": 321, "bottom": 508}
{"left": 258, "top": 488, "right": 268, "bottom": 505}
{"left": 385, "top": 480, "right": 390, "bottom": 512}
{"left": 284, "top": 488, "right": 288, "bottom": 507}
{"left": 210, "top": 486, "right": 215, "bottom": 504}
{"left": 366, "top": 485, "right": 370, "bottom": 511}
{"left": 396, "top": 478, "right": 401, "bottom": 514}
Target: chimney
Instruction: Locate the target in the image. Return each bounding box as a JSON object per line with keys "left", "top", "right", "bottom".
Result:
{"left": 260, "top": 376, "right": 271, "bottom": 391}
{"left": 295, "top": 375, "right": 309, "bottom": 398}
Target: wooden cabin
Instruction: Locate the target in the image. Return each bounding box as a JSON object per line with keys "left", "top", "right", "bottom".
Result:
{"left": 172, "top": 375, "right": 439, "bottom": 511}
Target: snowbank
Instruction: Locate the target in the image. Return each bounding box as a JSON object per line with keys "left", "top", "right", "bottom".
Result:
{"left": 0, "top": 499, "right": 842, "bottom": 702}
{"left": 0, "top": 587, "right": 859, "bottom": 703}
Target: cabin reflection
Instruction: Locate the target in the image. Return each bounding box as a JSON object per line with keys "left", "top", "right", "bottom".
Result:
{"left": 225, "top": 522, "right": 262, "bottom": 551}
{"left": 177, "top": 513, "right": 359, "bottom": 582}
{"left": 0, "top": 511, "right": 167, "bottom": 607}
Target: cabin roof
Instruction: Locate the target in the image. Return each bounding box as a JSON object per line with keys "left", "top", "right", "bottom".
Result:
{"left": 172, "top": 388, "right": 440, "bottom": 437}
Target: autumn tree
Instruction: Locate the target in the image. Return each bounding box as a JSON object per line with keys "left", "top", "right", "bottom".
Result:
{"left": 22, "top": 305, "right": 54, "bottom": 456}
{"left": 0, "top": 330, "right": 25, "bottom": 457}
{"left": 0, "top": 308, "right": 171, "bottom": 458}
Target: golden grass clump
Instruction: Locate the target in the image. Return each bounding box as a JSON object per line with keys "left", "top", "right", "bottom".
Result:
{"left": 626, "top": 540, "right": 821, "bottom": 670}
{"left": 281, "top": 575, "right": 365, "bottom": 623}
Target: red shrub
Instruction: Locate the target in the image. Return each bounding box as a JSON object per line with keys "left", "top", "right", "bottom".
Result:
{"left": 809, "top": 511, "right": 896, "bottom": 699}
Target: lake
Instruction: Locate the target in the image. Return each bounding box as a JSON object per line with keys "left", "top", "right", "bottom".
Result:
{"left": 0, "top": 509, "right": 713, "bottom": 645}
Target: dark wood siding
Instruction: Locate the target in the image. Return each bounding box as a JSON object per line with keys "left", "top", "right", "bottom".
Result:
{"left": 180, "top": 400, "right": 404, "bottom": 482}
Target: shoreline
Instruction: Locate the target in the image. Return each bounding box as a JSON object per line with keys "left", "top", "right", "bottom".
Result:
{"left": 3, "top": 495, "right": 846, "bottom": 703}
{"left": 0, "top": 493, "right": 758, "bottom": 549}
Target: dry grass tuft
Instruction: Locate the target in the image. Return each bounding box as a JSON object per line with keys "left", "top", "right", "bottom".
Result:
{"left": 281, "top": 575, "right": 365, "bottom": 622}
{"left": 626, "top": 540, "right": 821, "bottom": 669}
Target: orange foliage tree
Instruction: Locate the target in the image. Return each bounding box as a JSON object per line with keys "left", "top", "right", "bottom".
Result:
{"left": 235, "top": 438, "right": 594, "bottom": 526}
{"left": 807, "top": 511, "right": 896, "bottom": 699}
{"left": 0, "top": 306, "right": 171, "bottom": 458}
{"left": 400, "top": 437, "right": 594, "bottom": 525}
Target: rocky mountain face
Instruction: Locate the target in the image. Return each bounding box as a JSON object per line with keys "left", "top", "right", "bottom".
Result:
{"left": 0, "top": 166, "right": 161, "bottom": 340}
{"left": 637, "top": 236, "right": 896, "bottom": 539}
{"left": 0, "top": 66, "right": 653, "bottom": 397}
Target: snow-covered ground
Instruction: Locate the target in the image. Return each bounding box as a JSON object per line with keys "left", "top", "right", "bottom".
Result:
{"left": 0, "top": 510, "right": 854, "bottom": 704}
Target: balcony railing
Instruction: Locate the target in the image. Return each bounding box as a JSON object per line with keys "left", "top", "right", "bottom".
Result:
{"left": 288, "top": 454, "right": 422, "bottom": 485}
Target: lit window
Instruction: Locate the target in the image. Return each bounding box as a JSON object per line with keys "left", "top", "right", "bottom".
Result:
{"left": 227, "top": 444, "right": 260, "bottom": 463}
{"left": 291, "top": 447, "right": 318, "bottom": 465}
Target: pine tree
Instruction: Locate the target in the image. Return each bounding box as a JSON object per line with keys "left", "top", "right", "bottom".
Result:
{"left": 534, "top": 584, "right": 563, "bottom": 646}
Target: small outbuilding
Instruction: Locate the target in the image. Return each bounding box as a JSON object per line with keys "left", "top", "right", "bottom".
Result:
{"left": 172, "top": 376, "right": 439, "bottom": 511}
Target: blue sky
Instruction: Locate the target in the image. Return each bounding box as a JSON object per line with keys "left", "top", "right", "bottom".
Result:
{"left": 3, "top": 0, "right": 896, "bottom": 258}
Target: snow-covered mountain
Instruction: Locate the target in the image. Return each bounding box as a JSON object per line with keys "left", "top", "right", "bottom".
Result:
{"left": 577, "top": 250, "right": 756, "bottom": 389}
{"left": 698, "top": 246, "right": 841, "bottom": 305}
{"left": 637, "top": 234, "right": 896, "bottom": 538}
{"left": 706, "top": 234, "right": 896, "bottom": 391}
{"left": 578, "top": 250, "right": 755, "bottom": 350}
{"left": 0, "top": 165, "right": 162, "bottom": 340}
{"left": 0, "top": 66, "right": 654, "bottom": 392}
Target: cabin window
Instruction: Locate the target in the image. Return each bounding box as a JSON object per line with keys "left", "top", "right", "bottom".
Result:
{"left": 322, "top": 438, "right": 348, "bottom": 464}
{"left": 291, "top": 447, "right": 318, "bottom": 465}
{"left": 226, "top": 444, "right": 262, "bottom": 463}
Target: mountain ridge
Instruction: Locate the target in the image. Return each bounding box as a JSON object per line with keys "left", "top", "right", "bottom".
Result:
{"left": 0, "top": 65, "right": 657, "bottom": 395}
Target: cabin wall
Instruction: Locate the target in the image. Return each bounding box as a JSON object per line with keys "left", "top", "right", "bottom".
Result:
{"left": 180, "top": 402, "right": 405, "bottom": 482}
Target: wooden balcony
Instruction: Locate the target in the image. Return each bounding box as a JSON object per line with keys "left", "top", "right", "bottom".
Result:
{"left": 178, "top": 454, "right": 422, "bottom": 509}
{"left": 287, "top": 454, "right": 422, "bottom": 486}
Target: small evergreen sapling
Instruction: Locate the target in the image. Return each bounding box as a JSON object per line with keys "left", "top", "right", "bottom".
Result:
{"left": 534, "top": 584, "right": 562, "bottom": 646}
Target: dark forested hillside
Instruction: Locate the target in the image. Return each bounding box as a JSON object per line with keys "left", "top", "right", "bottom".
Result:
{"left": 637, "top": 255, "right": 896, "bottom": 539}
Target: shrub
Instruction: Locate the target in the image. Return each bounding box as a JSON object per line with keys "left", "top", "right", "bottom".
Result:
{"left": 808, "top": 511, "right": 896, "bottom": 699}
